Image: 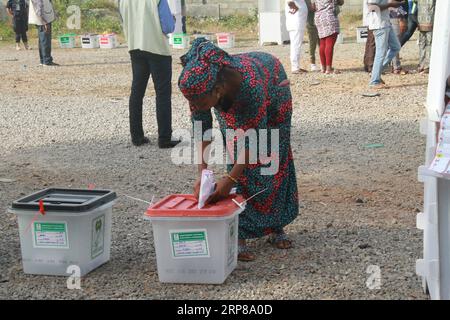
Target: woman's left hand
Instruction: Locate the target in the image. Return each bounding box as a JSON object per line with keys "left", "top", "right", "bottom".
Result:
{"left": 205, "top": 177, "right": 234, "bottom": 205}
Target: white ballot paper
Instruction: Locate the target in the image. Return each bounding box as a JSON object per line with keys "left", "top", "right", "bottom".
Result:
{"left": 198, "top": 169, "right": 216, "bottom": 209}
{"left": 430, "top": 103, "right": 450, "bottom": 174}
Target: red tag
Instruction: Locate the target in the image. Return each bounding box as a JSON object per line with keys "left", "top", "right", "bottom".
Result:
{"left": 39, "top": 199, "right": 45, "bottom": 215}
{"left": 88, "top": 183, "right": 95, "bottom": 190}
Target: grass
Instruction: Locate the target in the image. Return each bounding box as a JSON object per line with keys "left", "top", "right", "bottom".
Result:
{"left": 187, "top": 11, "right": 258, "bottom": 41}
{"left": 0, "top": 19, "right": 14, "bottom": 40}
{"left": 340, "top": 12, "right": 363, "bottom": 26}
{"left": 51, "top": 0, "right": 122, "bottom": 36}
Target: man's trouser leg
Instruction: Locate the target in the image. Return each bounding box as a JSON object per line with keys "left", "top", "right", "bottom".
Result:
{"left": 148, "top": 53, "right": 173, "bottom": 143}
{"left": 129, "top": 50, "right": 151, "bottom": 143}
{"left": 370, "top": 28, "right": 389, "bottom": 85}
{"left": 382, "top": 25, "right": 401, "bottom": 69}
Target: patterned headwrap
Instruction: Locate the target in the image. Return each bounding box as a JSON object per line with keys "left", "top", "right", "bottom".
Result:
{"left": 178, "top": 37, "right": 237, "bottom": 101}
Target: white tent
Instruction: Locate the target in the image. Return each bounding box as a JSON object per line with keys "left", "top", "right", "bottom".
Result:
{"left": 416, "top": 0, "right": 450, "bottom": 300}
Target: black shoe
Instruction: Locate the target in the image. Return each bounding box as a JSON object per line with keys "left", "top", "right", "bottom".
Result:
{"left": 158, "top": 139, "right": 181, "bottom": 149}
{"left": 43, "top": 62, "right": 60, "bottom": 67}
{"left": 132, "top": 136, "right": 150, "bottom": 146}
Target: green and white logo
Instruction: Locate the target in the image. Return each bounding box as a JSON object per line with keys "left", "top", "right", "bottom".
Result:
{"left": 91, "top": 215, "right": 105, "bottom": 259}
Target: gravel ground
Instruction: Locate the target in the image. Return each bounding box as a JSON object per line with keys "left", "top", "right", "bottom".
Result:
{"left": 0, "top": 37, "right": 429, "bottom": 299}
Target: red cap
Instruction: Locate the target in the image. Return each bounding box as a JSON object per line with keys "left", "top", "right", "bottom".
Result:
{"left": 145, "top": 194, "right": 244, "bottom": 218}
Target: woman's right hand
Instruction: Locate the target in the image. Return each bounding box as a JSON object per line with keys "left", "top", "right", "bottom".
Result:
{"left": 193, "top": 177, "right": 201, "bottom": 199}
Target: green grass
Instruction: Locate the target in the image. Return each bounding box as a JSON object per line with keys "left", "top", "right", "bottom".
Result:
{"left": 52, "top": 0, "right": 122, "bottom": 36}
{"left": 187, "top": 12, "right": 258, "bottom": 41}
{"left": 0, "top": 18, "right": 15, "bottom": 40}
{"left": 340, "top": 12, "right": 363, "bottom": 27}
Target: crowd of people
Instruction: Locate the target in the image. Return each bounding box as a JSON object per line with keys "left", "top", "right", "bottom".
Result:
{"left": 286, "top": 0, "right": 436, "bottom": 89}
{"left": 286, "top": 0, "right": 343, "bottom": 74}
{"left": 364, "top": 0, "right": 436, "bottom": 89}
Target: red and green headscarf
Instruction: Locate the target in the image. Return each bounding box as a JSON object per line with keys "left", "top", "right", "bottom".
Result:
{"left": 178, "top": 37, "right": 238, "bottom": 102}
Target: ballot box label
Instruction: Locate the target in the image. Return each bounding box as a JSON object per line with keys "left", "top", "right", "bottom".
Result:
{"left": 33, "top": 222, "right": 69, "bottom": 249}
{"left": 170, "top": 229, "right": 210, "bottom": 258}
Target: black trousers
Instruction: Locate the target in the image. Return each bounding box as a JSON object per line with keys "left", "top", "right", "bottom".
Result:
{"left": 13, "top": 18, "right": 28, "bottom": 43}
{"left": 400, "top": 14, "right": 418, "bottom": 46}
{"left": 129, "top": 50, "right": 172, "bottom": 143}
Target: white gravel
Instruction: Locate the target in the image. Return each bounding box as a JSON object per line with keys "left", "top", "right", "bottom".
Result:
{"left": 0, "top": 37, "right": 429, "bottom": 299}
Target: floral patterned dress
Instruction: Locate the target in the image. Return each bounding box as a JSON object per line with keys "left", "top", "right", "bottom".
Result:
{"left": 186, "top": 52, "right": 299, "bottom": 239}
{"left": 314, "top": 0, "right": 340, "bottom": 39}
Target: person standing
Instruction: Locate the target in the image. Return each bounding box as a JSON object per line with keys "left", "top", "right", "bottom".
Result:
{"left": 416, "top": 0, "right": 435, "bottom": 74}
{"left": 364, "top": 30, "right": 376, "bottom": 73}
{"left": 6, "top": 0, "right": 29, "bottom": 51}
{"left": 389, "top": 4, "right": 408, "bottom": 74}
{"left": 363, "top": 0, "right": 376, "bottom": 73}
{"left": 29, "top": 0, "right": 58, "bottom": 66}
{"left": 285, "top": 0, "right": 309, "bottom": 74}
{"left": 367, "top": 0, "right": 404, "bottom": 88}
{"left": 305, "top": 0, "right": 320, "bottom": 72}
{"left": 119, "top": 0, "right": 180, "bottom": 148}
{"left": 313, "top": 0, "right": 344, "bottom": 74}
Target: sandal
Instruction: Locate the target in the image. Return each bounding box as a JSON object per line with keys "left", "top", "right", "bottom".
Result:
{"left": 267, "top": 230, "right": 293, "bottom": 249}
{"left": 325, "top": 69, "right": 341, "bottom": 75}
{"left": 393, "top": 68, "right": 409, "bottom": 75}
{"left": 292, "top": 68, "right": 308, "bottom": 74}
{"left": 238, "top": 244, "right": 256, "bottom": 262}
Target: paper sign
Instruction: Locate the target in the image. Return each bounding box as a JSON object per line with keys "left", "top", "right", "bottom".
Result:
{"left": 430, "top": 103, "right": 450, "bottom": 175}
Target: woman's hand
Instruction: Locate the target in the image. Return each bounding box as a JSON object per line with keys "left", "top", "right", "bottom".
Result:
{"left": 193, "top": 177, "right": 202, "bottom": 199}
{"left": 205, "top": 177, "right": 234, "bottom": 205}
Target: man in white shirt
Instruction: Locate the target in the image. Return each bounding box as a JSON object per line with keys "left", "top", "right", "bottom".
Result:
{"left": 29, "top": 0, "right": 58, "bottom": 66}
{"left": 286, "top": 0, "right": 309, "bottom": 74}
{"left": 367, "top": 0, "right": 404, "bottom": 88}
{"left": 120, "top": 0, "right": 180, "bottom": 148}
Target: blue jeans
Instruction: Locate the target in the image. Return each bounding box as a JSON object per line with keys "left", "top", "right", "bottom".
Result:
{"left": 37, "top": 23, "right": 53, "bottom": 65}
{"left": 370, "top": 26, "right": 401, "bottom": 85}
